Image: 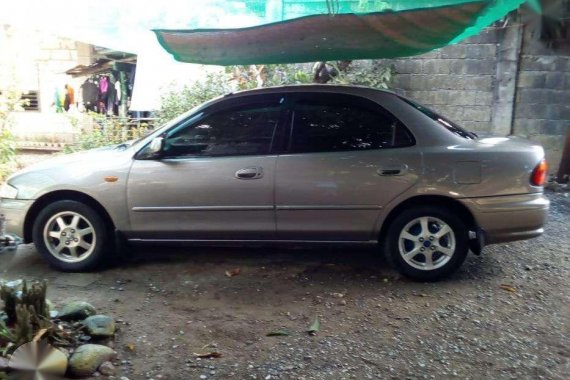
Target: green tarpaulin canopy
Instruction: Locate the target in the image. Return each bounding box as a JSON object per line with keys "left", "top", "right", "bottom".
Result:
{"left": 154, "top": 0, "right": 533, "bottom": 65}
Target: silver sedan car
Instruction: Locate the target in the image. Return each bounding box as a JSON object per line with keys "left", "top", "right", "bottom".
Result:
{"left": 0, "top": 85, "right": 549, "bottom": 281}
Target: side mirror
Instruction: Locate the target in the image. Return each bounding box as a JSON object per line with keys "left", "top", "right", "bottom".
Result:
{"left": 148, "top": 137, "right": 164, "bottom": 155}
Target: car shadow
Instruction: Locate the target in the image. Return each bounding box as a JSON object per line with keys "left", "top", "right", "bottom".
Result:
{"left": 115, "top": 243, "right": 489, "bottom": 283}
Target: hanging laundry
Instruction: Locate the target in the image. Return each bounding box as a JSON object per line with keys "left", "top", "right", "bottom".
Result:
{"left": 99, "top": 76, "right": 109, "bottom": 94}
{"left": 81, "top": 80, "right": 99, "bottom": 112}
{"left": 115, "top": 80, "right": 121, "bottom": 103}
{"left": 63, "top": 84, "right": 75, "bottom": 112}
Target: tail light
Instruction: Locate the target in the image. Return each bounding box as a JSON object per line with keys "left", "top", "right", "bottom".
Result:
{"left": 530, "top": 159, "right": 548, "bottom": 186}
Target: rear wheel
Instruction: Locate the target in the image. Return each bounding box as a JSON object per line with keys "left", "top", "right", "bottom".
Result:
{"left": 385, "top": 206, "right": 469, "bottom": 281}
{"left": 33, "top": 200, "right": 110, "bottom": 271}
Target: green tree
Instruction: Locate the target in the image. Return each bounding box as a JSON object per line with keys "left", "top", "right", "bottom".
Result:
{"left": 157, "top": 61, "right": 396, "bottom": 123}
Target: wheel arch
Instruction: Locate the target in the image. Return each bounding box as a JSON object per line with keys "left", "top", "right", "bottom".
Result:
{"left": 378, "top": 195, "right": 477, "bottom": 243}
{"left": 24, "top": 190, "right": 115, "bottom": 243}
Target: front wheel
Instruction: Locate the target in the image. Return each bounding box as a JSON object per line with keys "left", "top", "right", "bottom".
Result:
{"left": 385, "top": 206, "right": 469, "bottom": 281}
{"left": 32, "top": 200, "right": 110, "bottom": 272}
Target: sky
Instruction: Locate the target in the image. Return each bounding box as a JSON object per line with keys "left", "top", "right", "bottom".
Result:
{"left": 0, "top": 0, "right": 262, "bottom": 52}
{"left": 0, "top": 0, "right": 264, "bottom": 110}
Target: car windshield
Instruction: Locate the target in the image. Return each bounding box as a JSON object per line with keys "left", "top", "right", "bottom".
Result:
{"left": 399, "top": 97, "right": 477, "bottom": 140}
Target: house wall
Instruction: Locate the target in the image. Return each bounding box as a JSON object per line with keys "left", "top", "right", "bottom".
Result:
{"left": 0, "top": 25, "right": 93, "bottom": 141}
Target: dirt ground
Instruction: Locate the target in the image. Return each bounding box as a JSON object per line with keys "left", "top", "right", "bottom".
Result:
{"left": 0, "top": 193, "right": 568, "bottom": 380}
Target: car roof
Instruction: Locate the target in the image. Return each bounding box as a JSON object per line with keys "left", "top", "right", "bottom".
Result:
{"left": 222, "top": 84, "right": 398, "bottom": 99}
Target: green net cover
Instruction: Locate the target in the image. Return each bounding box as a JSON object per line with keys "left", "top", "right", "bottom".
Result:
{"left": 154, "top": 0, "right": 531, "bottom": 65}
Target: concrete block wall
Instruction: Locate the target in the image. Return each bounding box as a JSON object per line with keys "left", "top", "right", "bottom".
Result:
{"left": 512, "top": 30, "right": 570, "bottom": 170}
{"left": 378, "top": 26, "right": 568, "bottom": 172}
{"left": 385, "top": 29, "right": 500, "bottom": 135}
{"left": 35, "top": 33, "right": 86, "bottom": 113}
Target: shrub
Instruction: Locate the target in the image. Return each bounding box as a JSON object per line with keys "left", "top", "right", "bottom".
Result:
{"left": 157, "top": 72, "right": 232, "bottom": 124}
{"left": 64, "top": 114, "right": 150, "bottom": 153}
{"left": 0, "top": 87, "right": 26, "bottom": 181}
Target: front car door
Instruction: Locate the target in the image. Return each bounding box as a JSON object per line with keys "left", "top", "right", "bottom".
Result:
{"left": 126, "top": 94, "right": 286, "bottom": 241}
{"left": 275, "top": 92, "right": 422, "bottom": 241}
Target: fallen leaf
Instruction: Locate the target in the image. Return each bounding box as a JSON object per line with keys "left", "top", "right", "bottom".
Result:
{"left": 307, "top": 317, "right": 320, "bottom": 336}
{"left": 126, "top": 343, "right": 136, "bottom": 352}
{"left": 500, "top": 284, "right": 516, "bottom": 293}
{"left": 225, "top": 268, "right": 241, "bottom": 278}
{"left": 201, "top": 342, "right": 216, "bottom": 350}
{"left": 194, "top": 352, "right": 222, "bottom": 359}
{"left": 266, "top": 329, "right": 291, "bottom": 337}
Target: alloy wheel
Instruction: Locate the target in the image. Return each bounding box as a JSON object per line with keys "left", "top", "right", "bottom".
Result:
{"left": 42, "top": 211, "right": 97, "bottom": 263}
{"left": 397, "top": 216, "right": 456, "bottom": 271}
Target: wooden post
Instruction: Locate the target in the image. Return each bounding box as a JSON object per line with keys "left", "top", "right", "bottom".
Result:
{"left": 557, "top": 128, "right": 570, "bottom": 182}
{"left": 491, "top": 14, "right": 523, "bottom": 136}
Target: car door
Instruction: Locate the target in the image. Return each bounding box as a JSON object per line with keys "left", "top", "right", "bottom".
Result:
{"left": 127, "top": 94, "right": 286, "bottom": 241}
{"left": 275, "top": 92, "right": 422, "bottom": 241}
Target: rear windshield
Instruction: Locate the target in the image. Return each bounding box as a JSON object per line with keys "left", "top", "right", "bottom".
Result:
{"left": 399, "top": 97, "right": 477, "bottom": 140}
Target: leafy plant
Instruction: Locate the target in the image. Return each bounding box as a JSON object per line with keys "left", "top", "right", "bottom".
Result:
{"left": 332, "top": 61, "right": 396, "bottom": 89}
{"left": 65, "top": 114, "right": 150, "bottom": 153}
{"left": 0, "top": 87, "right": 26, "bottom": 181}
{"left": 157, "top": 72, "right": 232, "bottom": 124}
{"left": 157, "top": 61, "right": 396, "bottom": 125}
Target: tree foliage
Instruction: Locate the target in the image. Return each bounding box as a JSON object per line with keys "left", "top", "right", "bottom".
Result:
{"left": 157, "top": 61, "right": 396, "bottom": 124}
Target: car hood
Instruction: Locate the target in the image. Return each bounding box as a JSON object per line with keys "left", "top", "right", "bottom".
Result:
{"left": 11, "top": 145, "right": 131, "bottom": 177}
{"left": 7, "top": 145, "right": 135, "bottom": 199}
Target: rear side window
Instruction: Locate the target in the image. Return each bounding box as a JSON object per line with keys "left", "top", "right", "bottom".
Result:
{"left": 399, "top": 97, "right": 476, "bottom": 140}
{"left": 290, "top": 94, "right": 414, "bottom": 154}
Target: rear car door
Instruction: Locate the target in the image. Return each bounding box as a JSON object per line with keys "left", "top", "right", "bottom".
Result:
{"left": 275, "top": 92, "right": 422, "bottom": 241}
{"left": 127, "top": 94, "right": 286, "bottom": 241}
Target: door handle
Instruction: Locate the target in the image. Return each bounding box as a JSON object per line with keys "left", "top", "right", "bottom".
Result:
{"left": 235, "top": 167, "right": 263, "bottom": 180}
{"left": 378, "top": 164, "right": 408, "bottom": 176}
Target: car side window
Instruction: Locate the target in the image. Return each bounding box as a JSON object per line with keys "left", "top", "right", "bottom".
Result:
{"left": 163, "top": 104, "right": 281, "bottom": 158}
{"left": 290, "top": 94, "right": 414, "bottom": 154}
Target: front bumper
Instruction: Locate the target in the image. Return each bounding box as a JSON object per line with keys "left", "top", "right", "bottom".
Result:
{"left": 461, "top": 193, "right": 549, "bottom": 244}
{"left": 0, "top": 198, "right": 34, "bottom": 241}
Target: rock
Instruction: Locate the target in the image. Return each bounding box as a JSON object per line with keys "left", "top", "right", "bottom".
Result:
{"left": 4, "top": 279, "right": 23, "bottom": 290}
{"left": 58, "top": 301, "right": 97, "bottom": 321}
{"left": 68, "top": 344, "right": 117, "bottom": 377}
{"left": 99, "top": 361, "right": 116, "bottom": 376}
{"left": 83, "top": 315, "right": 116, "bottom": 337}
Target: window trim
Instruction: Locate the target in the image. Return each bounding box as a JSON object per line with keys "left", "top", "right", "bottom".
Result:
{"left": 283, "top": 92, "right": 416, "bottom": 155}
{"left": 136, "top": 94, "right": 287, "bottom": 160}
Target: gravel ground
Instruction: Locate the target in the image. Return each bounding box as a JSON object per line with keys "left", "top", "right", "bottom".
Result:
{"left": 0, "top": 193, "right": 568, "bottom": 380}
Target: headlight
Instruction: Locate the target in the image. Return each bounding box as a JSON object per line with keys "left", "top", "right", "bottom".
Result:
{"left": 0, "top": 183, "right": 18, "bottom": 199}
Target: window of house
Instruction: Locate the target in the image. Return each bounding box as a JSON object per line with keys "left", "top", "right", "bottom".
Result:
{"left": 289, "top": 94, "right": 414, "bottom": 154}
{"left": 0, "top": 90, "right": 40, "bottom": 111}
{"left": 21, "top": 91, "right": 40, "bottom": 111}
{"left": 163, "top": 104, "right": 281, "bottom": 158}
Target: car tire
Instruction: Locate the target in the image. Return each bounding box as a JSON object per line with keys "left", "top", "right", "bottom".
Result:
{"left": 32, "top": 200, "right": 110, "bottom": 272}
{"left": 385, "top": 206, "right": 469, "bottom": 281}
